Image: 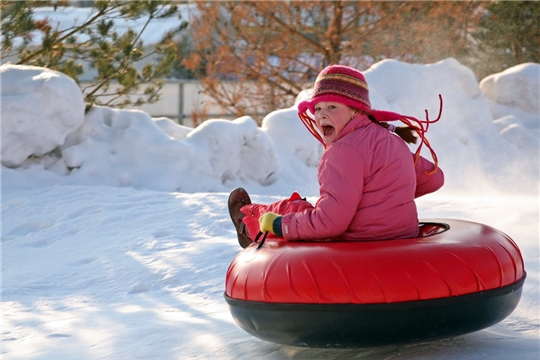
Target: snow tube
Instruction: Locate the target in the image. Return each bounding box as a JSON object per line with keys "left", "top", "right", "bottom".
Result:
{"left": 224, "top": 219, "right": 526, "bottom": 348}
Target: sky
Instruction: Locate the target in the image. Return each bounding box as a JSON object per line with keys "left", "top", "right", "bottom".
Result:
{"left": 1, "top": 19, "right": 540, "bottom": 360}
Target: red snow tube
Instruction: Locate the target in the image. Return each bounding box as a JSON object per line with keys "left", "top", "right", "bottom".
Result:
{"left": 224, "top": 219, "right": 526, "bottom": 348}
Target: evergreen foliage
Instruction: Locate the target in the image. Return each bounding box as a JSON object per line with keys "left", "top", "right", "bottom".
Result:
{"left": 471, "top": 1, "right": 540, "bottom": 78}
{"left": 1, "top": 0, "right": 188, "bottom": 109}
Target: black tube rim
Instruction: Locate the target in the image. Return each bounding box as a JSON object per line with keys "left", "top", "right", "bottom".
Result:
{"left": 224, "top": 273, "right": 526, "bottom": 312}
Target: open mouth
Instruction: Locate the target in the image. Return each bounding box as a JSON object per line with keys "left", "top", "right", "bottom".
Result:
{"left": 322, "top": 125, "right": 335, "bottom": 137}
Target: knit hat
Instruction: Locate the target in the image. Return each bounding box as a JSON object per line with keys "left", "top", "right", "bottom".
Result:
{"left": 299, "top": 65, "right": 372, "bottom": 115}
{"left": 297, "top": 64, "right": 443, "bottom": 175}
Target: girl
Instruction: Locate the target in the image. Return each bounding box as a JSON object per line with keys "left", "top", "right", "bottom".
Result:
{"left": 229, "top": 65, "right": 444, "bottom": 248}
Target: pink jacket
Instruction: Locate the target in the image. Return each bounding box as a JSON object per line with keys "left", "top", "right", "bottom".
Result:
{"left": 281, "top": 115, "right": 444, "bottom": 241}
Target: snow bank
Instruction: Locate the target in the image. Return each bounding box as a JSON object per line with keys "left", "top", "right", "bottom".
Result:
{"left": 480, "top": 63, "right": 540, "bottom": 152}
{"left": 1, "top": 64, "right": 85, "bottom": 167}
{"left": 1, "top": 59, "right": 538, "bottom": 196}
{"left": 481, "top": 63, "right": 539, "bottom": 114}
{"left": 60, "top": 108, "right": 277, "bottom": 192}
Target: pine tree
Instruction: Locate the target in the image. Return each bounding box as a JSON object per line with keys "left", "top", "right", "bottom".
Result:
{"left": 471, "top": 1, "right": 540, "bottom": 79}
{"left": 1, "top": 0, "right": 188, "bottom": 109}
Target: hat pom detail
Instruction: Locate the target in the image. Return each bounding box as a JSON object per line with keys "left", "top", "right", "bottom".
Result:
{"left": 297, "top": 101, "right": 311, "bottom": 115}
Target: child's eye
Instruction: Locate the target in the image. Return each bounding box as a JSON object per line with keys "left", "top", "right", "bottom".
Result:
{"left": 314, "top": 107, "right": 321, "bottom": 112}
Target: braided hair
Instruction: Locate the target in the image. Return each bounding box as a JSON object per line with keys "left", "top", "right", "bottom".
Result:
{"left": 367, "top": 115, "right": 418, "bottom": 144}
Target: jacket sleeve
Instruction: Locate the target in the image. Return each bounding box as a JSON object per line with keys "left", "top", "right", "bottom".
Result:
{"left": 281, "top": 143, "right": 364, "bottom": 240}
{"left": 414, "top": 155, "right": 444, "bottom": 198}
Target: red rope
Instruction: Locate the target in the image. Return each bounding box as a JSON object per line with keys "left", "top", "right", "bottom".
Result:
{"left": 399, "top": 94, "right": 443, "bottom": 175}
{"left": 299, "top": 111, "right": 325, "bottom": 148}
{"left": 299, "top": 94, "right": 443, "bottom": 175}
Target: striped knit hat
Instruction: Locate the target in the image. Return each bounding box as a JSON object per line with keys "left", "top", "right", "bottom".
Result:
{"left": 297, "top": 64, "right": 443, "bottom": 174}
{"left": 300, "top": 65, "right": 372, "bottom": 115}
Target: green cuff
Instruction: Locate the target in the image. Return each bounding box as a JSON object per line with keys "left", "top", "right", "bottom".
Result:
{"left": 273, "top": 216, "right": 283, "bottom": 237}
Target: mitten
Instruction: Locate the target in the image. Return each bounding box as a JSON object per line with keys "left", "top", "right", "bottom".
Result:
{"left": 259, "top": 212, "right": 283, "bottom": 236}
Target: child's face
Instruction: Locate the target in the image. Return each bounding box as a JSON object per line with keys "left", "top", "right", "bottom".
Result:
{"left": 314, "top": 102, "right": 357, "bottom": 145}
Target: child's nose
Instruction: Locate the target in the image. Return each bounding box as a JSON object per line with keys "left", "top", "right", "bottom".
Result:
{"left": 317, "top": 110, "right": 328, "bottom": 119}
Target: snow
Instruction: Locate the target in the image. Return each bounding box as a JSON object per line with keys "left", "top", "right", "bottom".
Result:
{"left": 1, "top": 65, "right": 85, "bottom": 168}
{"left": 2, "top": 58, "right": 539, "bottom": 359}
{"left": 480, "top": 63, "right": 540, "bottom": 150}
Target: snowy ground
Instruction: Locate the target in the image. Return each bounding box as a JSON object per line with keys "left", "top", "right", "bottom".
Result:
{"left": 2, "top": 190, "right": 538, "bottom": 359}
{"left": 2, "top": 59, "right": 539, "bottom": 359}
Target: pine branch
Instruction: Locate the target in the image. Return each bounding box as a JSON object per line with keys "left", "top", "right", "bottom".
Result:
{"left": 17, "top": 5, "right": 114, "bottom": 64}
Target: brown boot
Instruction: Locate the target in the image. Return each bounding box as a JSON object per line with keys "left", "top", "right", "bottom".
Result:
{"left": 228, "top": 188, "right": 253, "bottom": 248}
